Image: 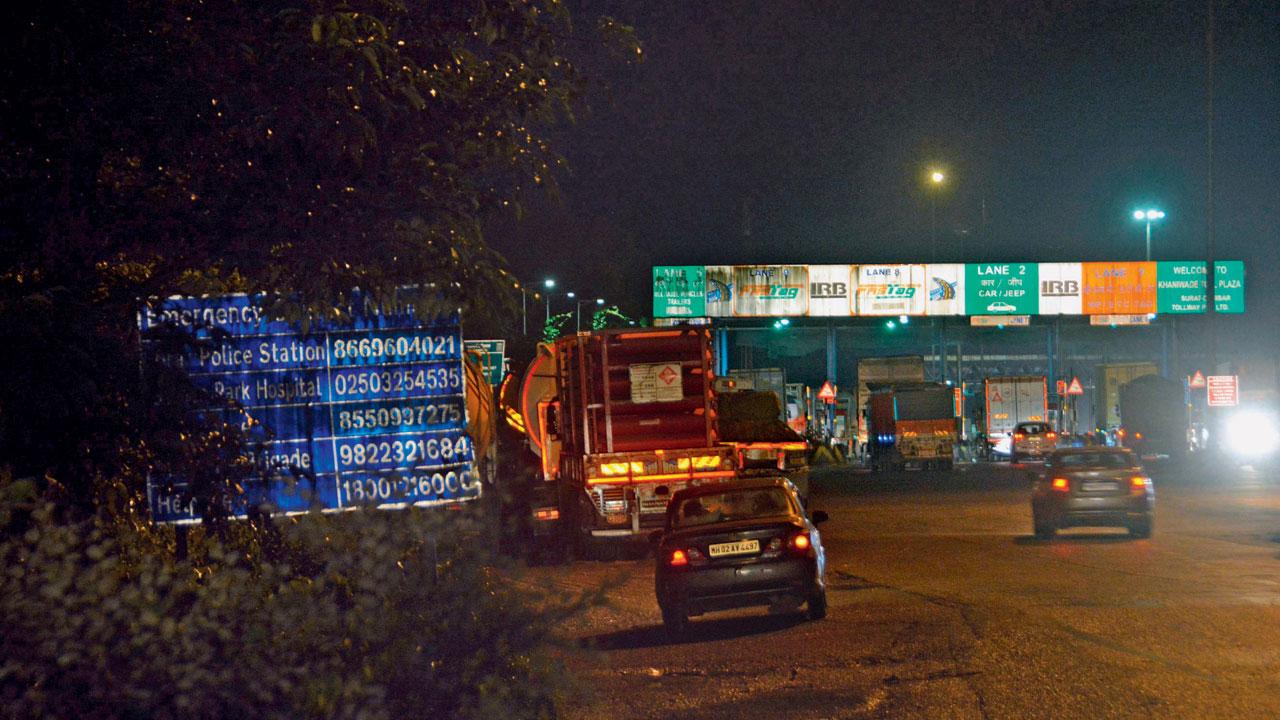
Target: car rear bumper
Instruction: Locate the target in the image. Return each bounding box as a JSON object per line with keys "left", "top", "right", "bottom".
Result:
{"left": 1041, "top": 495, "right": 1152, "bottom": 527}
{"left": 659, "top": 558, "right": 816, "bottom": 614}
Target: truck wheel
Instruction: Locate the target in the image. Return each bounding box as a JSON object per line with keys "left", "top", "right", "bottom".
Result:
{"left": 662, "top": 605, "right": 688, "bottom": 638}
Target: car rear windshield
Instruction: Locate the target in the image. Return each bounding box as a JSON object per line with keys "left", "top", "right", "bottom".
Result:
{"left": 1018, "top": 423, "right": 1051, "bottom": 434}
{"left": 1051, "top": 451, "right": 1136, "bottom": 468}
{"left": 674, "top": 488, "right": 796, "bottom": 528}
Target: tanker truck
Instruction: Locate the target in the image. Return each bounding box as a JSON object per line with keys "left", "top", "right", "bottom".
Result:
{"left": 517, "top": 328, "right": 736, "bottom": 557}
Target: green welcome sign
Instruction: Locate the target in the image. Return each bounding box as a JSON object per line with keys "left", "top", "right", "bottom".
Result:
{"left": 1156, "top": 261, "right": 1245, "bottom": 314}
{"left": 653, "top": 266, "right": 706, "bottom": 318}
{"left": 965, "top": 263, "right": 1038, "bottom": 314}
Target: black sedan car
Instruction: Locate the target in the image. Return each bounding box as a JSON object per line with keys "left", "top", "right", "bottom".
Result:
{"left": 1031, "top": 447, "right": 1154, "bottom": 539}
{"left": 652, "top": 477, "right": 829, "bottom": 636}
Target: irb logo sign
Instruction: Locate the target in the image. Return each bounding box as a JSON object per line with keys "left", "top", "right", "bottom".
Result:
{"left": 810, "top": 282, "right": 847, "bottom": 299}
{"left": 1041, "top": 279, "right": 1079, "bottom": 297}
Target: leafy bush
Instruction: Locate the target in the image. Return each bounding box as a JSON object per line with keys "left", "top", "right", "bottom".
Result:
{"left": 1, "top": 505, "right": 593, "bottom": 719}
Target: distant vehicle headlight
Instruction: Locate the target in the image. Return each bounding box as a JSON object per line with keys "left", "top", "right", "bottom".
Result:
{"left": 1224, "top": 411, "right": 1280, "bottom": 457}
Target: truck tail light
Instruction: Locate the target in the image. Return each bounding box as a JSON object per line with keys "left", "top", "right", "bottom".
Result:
{"left": 1051, "top": 477, "right": 1070, "bottom": 492}
{"left": 1130, "top": 476, "right": 1149, "bottom": 494}
{"left": 1014, "top": 433, "right": 1025, "bottom": 441}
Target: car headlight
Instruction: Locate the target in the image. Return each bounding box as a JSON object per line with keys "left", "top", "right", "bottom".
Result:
{"left": 1224, "top": 410, "right": 1280, "bottom": 457}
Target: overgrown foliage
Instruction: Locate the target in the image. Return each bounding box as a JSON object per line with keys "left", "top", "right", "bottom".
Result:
{"left": 1, "top": 504, "right": 598, "bottom": 719}
{"left": 0, "top": 0, "right": 638, "bottom": 514}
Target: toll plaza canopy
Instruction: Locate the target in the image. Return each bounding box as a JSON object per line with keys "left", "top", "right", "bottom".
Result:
{"left": 652, "top": 262, "right": 1245, "bottom": 319}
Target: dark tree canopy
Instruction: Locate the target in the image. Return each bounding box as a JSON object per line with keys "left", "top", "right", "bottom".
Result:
{"left": 0, "top": 0, "right": 637, "bottom": 512}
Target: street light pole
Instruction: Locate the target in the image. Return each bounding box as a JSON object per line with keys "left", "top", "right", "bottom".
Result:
{"left": 543, "top": 278, "right": 556, "bottom": 324}
{"left": 928, "top": 170, "right": 945, "bottom": 262}
{"left": 576, "top": 297, "right": 605, "bottom": 333}
{"left": 1131, "top": 209, "right": 1165, "bottom": 261}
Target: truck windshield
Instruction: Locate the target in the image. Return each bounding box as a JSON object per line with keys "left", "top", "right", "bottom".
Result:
{"left": 674, "top": 488, "right": 795, "bottom": 527}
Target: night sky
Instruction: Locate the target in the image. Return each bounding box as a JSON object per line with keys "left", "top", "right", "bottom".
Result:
{"left": 487, "top": 1, "right": 1278, "bottom": 322}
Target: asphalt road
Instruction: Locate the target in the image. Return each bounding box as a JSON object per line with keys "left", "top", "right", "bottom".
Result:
{"left": 524, "top": 460, "right": 1280, "bottom": 719}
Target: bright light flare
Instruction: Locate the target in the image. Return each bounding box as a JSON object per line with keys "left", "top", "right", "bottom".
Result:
{"left": 1225, "top": 410, "right": 1280, "bottom": 457}
{"left": 930, "top": 170, "right": 945, "bottom": 184}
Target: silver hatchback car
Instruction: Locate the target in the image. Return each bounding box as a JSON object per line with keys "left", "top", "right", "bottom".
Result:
{"left": 1011, "top": 421, "right": 1057, "bottom": 463}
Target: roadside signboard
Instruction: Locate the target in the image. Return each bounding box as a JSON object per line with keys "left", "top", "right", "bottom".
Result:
{"left": 138, "top": 295, "right": 478, "bottom": 523}
{"left": 970, "top": 315, "right": 1030, "bottom": 327}
{"left": 817, "top": 381, "right": 837, "bottom": 404}
{"left": 464, "top": 339, "right": 506, "bottom": 385}
{"left": 652, "top": 266, "right": 706, "bottom": 318}
{"left": 1066, "top": 377, "right": 1084, "bottom": 396}
{"left": 1189, "top": 370, "right": 1206, "bottom": 389}
{"left": 965, "top": 263, "right": 1038, "bottom": 315}
{"left": 1207, "top": 375, "right": 1239, "bottom": 407}
{"left": 1056, "top": 380, "right": 1067, "bottom": 395}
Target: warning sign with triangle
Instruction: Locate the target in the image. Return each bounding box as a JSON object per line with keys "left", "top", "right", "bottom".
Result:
{"left": 1188, "top": 370, "right": 1206, "bottom": 389}
{"left": 817, "top": 381, "right": 837, "bottom": 403}
{"left": 1066, "top": 376, "right": 1084, "bottom": 396}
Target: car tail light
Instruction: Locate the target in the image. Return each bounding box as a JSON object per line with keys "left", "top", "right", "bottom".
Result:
{"left": 790, "top": 532, "right": 811, "bottom": 552}
{"left": 1051, "top": 477, "right": 1069, "bottom": 492}
{"left": 670, "top": 549, "right": 688, "bottom": 567}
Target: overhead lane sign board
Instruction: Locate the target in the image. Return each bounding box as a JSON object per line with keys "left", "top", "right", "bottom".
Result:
{"left": 139, "top": 295, "right": 478, "bottom": 523}
{"left": 965, "top": 263, "right": 1037, "bottom": 315}
{"left": 733, "top": 265, "right": 809, "bottom": 317}
{"left": 1155, "top": 261, "right": 1246, "bottom": 314}
{"left": 1082, "top": 262, "right": 1156, "bottom": 315}
{"left": 653, "top": 266, "right": 706, "bottom": 318}
{"left": 807, "top": 264, "right": 855, "bottom": 316}
{"left": 926, "top": 264, "right": 966, "bottom": 316}
{"left": 857, "top": 264, "right": 926, "bottom": 316}
{"left": 650, "top": 262, "right": 1245, "bottom": 319}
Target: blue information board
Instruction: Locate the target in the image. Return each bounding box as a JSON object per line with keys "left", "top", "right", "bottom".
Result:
{"left": 139, "top": 295, "right": 478, "bottom": 523}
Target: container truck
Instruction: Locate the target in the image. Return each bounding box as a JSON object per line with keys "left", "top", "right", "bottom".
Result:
{"left": 866, "top": 382, "right": 957, "bottom": 471}
{"left": 984, "top": 376, "right": 1048, "bottom": 457}
{"left": 519, "top": 328, "right": 736, "bottom": 556}
{"left": 726, "top": 368, "right": 787, "bottom": 422}
{"left": 1097, "top": 362, "right": 1157, "bottom": 430}
{"left": 857, "top": 356, "right": 926, "bottom": 447}
{"left": 1118, "top": 374, "right": 1188, "bottom": 459}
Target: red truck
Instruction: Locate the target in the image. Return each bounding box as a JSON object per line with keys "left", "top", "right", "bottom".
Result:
{"left": 520, "top": 328, "right": 736, "bottom": 556}
{"left": 865, "top": 382, "right": 958, "bottom": 471}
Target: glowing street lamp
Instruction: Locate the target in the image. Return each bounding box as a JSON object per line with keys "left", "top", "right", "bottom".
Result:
{"left": 927, "top": 168, "right": 947, "bottom": 261}
{"left": 1132, "top": 209, "right": 1165, "bottom": 261}
{"left": 543, "top": 278, "right": 556, "bottom": 321}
